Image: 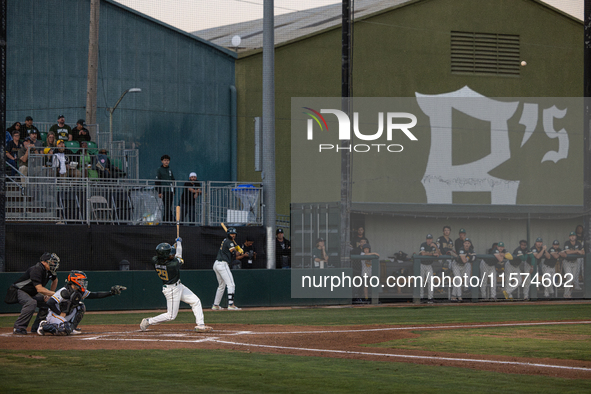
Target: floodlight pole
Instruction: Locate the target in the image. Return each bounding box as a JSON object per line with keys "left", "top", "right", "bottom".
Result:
{"left": 584, "top": 0, "right": 591, "bottom": 297}
{"left": 108, "top": 88, "right": 141, "bottom": 148}
{"left": 340, "top": 0, "right": 352, "bottom": 269}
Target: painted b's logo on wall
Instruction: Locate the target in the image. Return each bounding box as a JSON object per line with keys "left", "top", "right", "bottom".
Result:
{"left": 303, "top": 107, "right": 418, "bottom": 152}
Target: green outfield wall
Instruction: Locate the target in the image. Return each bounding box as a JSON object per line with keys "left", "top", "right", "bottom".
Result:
{"left": 0, "top": 269, "right": 349, "bottom": 314}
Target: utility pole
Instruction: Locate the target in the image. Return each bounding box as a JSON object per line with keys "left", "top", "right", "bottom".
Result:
{"left": 584, "top": 0, "right": 591, "bottom": 297}
{"left": 86, "top": 0, "right": 100, "bottom": 134}
{"left": 0, "top": 0, "right": 6, "bottom": 272}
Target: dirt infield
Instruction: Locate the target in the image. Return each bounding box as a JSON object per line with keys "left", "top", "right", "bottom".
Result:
{"left": 2, "top": 320, "right": 590, "bottom": 379}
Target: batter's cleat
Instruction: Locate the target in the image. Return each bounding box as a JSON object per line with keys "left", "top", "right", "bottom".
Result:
{"left": 13, "top": 328, "right": 27, "bottom": 335}
{"left": 37, "top": 321, "right": 48, "bottom": 336}
{"left": 140, "top": 318, "right": 150, "bottom": 331}
{"left": 195, "top": 325, "right": 213, "bottom": 333}
{"left": 227, "top": 304, "right": 241, "bottom": 310}
{"left": 211, "top": 305, "right": 223, "bottom": 310}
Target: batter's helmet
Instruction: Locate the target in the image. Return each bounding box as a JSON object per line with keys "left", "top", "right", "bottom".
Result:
{"left": 227, "top": 227, "right": 237, "bottom": 237}
{"left": 156, "top": 243, "right": 173, "bottom": 259}
{"left": 67, "top": 270, "right": 88, "bottom": 292}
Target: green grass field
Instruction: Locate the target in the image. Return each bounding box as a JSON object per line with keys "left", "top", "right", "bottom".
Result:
{"left": 1, "top": 303, "right": 590, "bottom": 393}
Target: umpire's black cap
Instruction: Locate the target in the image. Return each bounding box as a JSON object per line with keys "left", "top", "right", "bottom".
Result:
{"left": 40, "top": 252, "right": 52, "bottom": 262}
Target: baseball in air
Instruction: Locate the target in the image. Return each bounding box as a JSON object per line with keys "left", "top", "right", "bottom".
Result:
{"left": 521, "top": 61, "right": 527, "bottom": 66}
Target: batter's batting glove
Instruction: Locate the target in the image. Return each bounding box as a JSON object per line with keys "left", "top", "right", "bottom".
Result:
{"left": 110, "top": 285, "right": 127, "bottom": 295}
{"left": 176, "top": 237, "right": 182, "bottom": 243}
{"left": 235, "top": 245, "right": 244, "bottom": 254}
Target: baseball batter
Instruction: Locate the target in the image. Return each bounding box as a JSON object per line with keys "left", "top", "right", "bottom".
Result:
{"left": 212, "top": 228, "right": 241, "bottom": 310}
{"left": 38, "top": 270, "right": 126, "bottom": 335}
{"left": 562, "top": 231, "right": 584, "bottom": 298}
{"left": 140, "top": 238, "right": 213, "bottom": 332}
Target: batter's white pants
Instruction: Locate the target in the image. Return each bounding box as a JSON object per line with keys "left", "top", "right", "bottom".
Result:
{"left": 480, "top": 260, "right": 497, "bottom": 299}
{"left": 213, "top": 260, "right": 236, "bottom": 306}
{"left": 540, "top": 263, "right": 556, "bottom": 297}
{"left": 148, "top": 281, "right": 205, "bottom": 326}
{"left": 419, "top": 263, "right": 433, "bottom": 299}
{"left": 562, "top": 260, "right": 577, "bottom": 298}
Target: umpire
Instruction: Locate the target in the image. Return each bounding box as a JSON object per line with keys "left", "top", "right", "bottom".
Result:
{"left": 12, "top": 253, "right": 60, "bottom": 335}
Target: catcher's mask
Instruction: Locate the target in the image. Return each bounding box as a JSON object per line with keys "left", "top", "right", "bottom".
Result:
{"left": 227, "top": 227, "right": 237, "bottom": 237}
{"left": 41, "top": 252, "right": 60, "bottom": 275}
{"left": 156, "top": 243, "right": 175, "bottom": 259}
{"left": 67, "top": 270, "right": 88, "bottom": 292}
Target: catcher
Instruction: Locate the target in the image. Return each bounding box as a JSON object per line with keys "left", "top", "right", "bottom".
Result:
{"left": 37, "top": 271, "right": 126, "bottom": 336}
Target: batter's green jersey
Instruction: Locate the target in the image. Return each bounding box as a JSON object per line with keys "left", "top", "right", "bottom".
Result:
{"left": 216, "top": 238, "right": 236, "bottom": 263}
{"left": 152, "top": 256, "right": 183, "bottom": 285}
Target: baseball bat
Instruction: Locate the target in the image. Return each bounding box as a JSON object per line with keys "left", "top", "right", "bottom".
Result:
{"left": 176, "top": 206, "right": 181, "bottom": 239}
{"left": 221, "top": 222, "right": 228, "bottom": 232}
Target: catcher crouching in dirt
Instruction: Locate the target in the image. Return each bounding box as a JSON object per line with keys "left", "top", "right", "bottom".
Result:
{"left": 140, "top": 239, "right": 213, "bottom": 333}
{"left": 37, "top": 271, "right": 126, "bottom": 336}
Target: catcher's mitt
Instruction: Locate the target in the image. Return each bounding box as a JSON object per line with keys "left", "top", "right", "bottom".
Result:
{"left": 504, "top": 252, "right": 514, "bottom": 260}
{"left": 110, "top": 285, "right": 127, "bottom": 295}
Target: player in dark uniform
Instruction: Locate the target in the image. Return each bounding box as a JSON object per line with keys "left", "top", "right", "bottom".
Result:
{"left": 437, "top": 226, "right": 458, "bottom": 300}
{"left": 563, "top": 231, "right": 584, "bottom": 298}
{"left": 212, "top": 228, "right": 242, "bottom": 310}
{"left": 418, "top": 234, "right": 439, "bottom": 303}
{"left": 542, "top": 240, "right": 561, "bottom": 298}
{"left": 140, "top": 238, "right": 212, "bottom": 332}
{"left": 526, "top": 238, "right": 547, "bottom": 300}
{"left": 454, "top": 228, "right": 467, "bottom": 254}
{"left": 455, "top": 239, "right": 475, "bottom": 302}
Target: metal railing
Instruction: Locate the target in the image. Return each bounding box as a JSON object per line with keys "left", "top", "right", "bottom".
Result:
{"left": 207, "top": 181, "right": 263, "bottom": 226}
{"left": 5, "top": 177, "right": 263, "bottom": 226}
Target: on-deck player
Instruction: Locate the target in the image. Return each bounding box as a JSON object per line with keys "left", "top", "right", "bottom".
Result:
{"left": 212, "top": 227, "right": 241, "bottom": 310}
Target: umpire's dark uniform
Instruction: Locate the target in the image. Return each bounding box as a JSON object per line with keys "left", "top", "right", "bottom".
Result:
{"left": 13, "top": 259, "right": 57, "bottom": 334}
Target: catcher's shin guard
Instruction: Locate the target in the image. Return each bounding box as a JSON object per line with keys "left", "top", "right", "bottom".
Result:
{"left": 72, "top": 303, "right": 86, "bottom": 329}
{"left": 40, "top": 322, "right": 59, "bottom": 336}
{"left": 57, "top": 322, "right": 74, "bottom": 336}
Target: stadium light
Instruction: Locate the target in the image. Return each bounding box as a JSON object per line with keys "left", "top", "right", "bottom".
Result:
{"left": 108, "top": 88, "right": 142, "bottom": 146}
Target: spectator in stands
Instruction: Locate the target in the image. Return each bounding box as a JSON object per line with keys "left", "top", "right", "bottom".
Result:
{"left": 23, "top": 116, "right": 39, "bottom": 137}
{"left": 7, "top": 122, "right": 24, "bottom": 139}
{"left": 6, "top": 130, "right": 23, "bottom": 175}
{"left": 49, "top": 115, "right": 71, "bottom": 141}
{"left": 5, "top": 128, "right": 12, "bottom": 145}
{"left": 17, "top": 137, "right": 35, "bottom": 178}
{"left": 70, "top": 119, "right": 91, "bottom": 142}
{"left": 44, "top": 132, "right": 57, "bottom": 148}
{"left": 313, "top": 238, "right": 328, "bottom": 269}
{"left": 180, "top": 172, "right": 201, "bottom": 223}
{"left": 28, "top": 130, "right": 43, "bottom": 152}
{"left": 94, "top": 148, "right": 125, "bottom": 179}
{"left": 156, "top": 154, "right": 175, "bottom": 222}
{"left": 232, "top": 236, "right": 257, "bottom": 269}
{"left": 276, "top": 228, "right": 291, "bottom": 269}
{"left": 79, "top": 141, "right": 93, "bottom": 171}
{"left": 52, "top": 140, "right": 81, "bottom": 178}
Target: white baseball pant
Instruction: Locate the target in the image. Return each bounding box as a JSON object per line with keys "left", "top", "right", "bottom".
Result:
{"left": 562, "top": 260, "right": 577, "bottom": 298}
{"left": 504, "top": 262, "right": 521, "bottom": 298}
{"left": 419, "top": 263, "right": 433, "bottom": 299}
{"left": 213, "top": 260, "right": 236, "bottom": 306}
{"left": 148, "top": 281, "right": 205, "bottom": 326}
{"left": 451, "top": 261, "right": 470, "bottom": 298}
{"left": 540, "top": 263, "right": 556, "bottom": 297}
{"left": 479, "top": 260, "right": 497, "bottom": 299}
{"left": 519, "top": 261, "right": 532, "bottom": 300}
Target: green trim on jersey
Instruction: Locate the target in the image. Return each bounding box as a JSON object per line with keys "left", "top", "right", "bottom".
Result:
{"left": 152, "top": 256, "right": 183, "bottom": 285}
